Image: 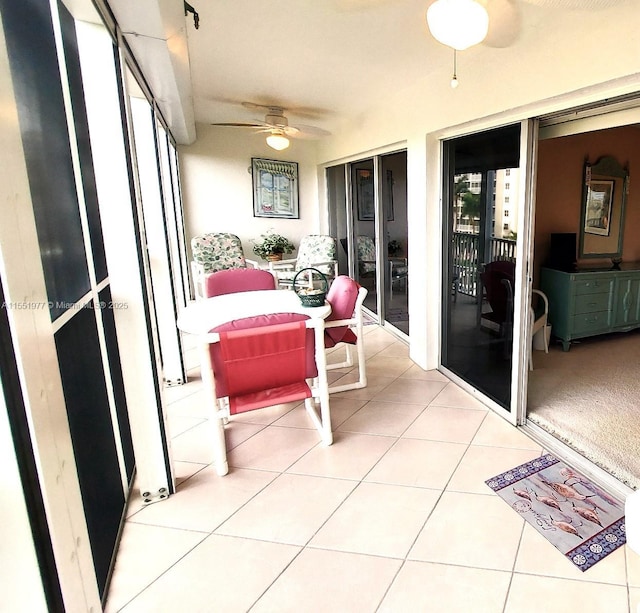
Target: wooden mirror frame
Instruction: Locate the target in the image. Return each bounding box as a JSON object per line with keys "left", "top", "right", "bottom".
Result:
{"left": 579, "top": 155, "right": 629, "bottom": 260}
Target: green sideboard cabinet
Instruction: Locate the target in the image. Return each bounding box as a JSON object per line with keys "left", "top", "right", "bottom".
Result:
{"left": 540, "top": 265, "right": 640, "bottom": 351}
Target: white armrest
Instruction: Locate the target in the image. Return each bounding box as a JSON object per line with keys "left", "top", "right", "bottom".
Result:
{"left": 532, "top": 289, "right": 549, "bottom": 315}
{"left": 191, "top": 260, "right": 206, "bottom": 300}
{"left": 325, "top": 317, "right": 357, "bottom": 328}
{"left": 269, "top": 257, "right": 298, "bottom": 272}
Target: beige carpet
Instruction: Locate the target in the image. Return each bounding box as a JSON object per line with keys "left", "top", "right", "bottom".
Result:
{"left": 527, "top": 330, "right": 640, "bottom": 490}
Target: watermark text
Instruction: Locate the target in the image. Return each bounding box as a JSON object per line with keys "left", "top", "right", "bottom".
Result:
{"left": 1, "top": 300, "right": 129, "bottom": 310}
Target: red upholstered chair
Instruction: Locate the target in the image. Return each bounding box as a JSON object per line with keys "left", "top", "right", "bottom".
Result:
{"left": 204, "top": 267, "right": 276, "bottom": 297}
{"left": 203, "top": 313, "right": 332, "bottom": 476}
{"left": 323, "top": 275, "right": 368, "bottom": 394}
{"left": 480, "top": 260, "right": 515, "bottom": 329}
{"left": 480, "top": 260, "right": 515, "bottom": 359}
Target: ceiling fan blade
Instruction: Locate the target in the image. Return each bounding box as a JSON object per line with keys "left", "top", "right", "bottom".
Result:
{"left": 241, "top": 100, "right": 329, "bottom": 120}
{"left": 241, "top": 101, "right": 283, "bottom": 113}
{"left": 288, "top": 124, "right": 332, "bottom": 139}
{"left": 253, "top": 126, "right": 283, "bottom": 134}
{"left": 211, "top": 122, "right": 266, "bottom": 128}
{"left": 212, "top": 116, "right": 331, "bottom": 140}
{"left": 482, "top": 0, "right": 521, "bottom": 48}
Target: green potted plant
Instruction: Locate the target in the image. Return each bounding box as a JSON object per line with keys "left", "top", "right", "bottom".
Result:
{"left": 251, "top": 229, "right": 295, "bottom": 261}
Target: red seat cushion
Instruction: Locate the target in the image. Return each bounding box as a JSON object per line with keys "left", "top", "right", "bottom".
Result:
{"left": 324, "top": 275, "right": 360, "bottom": 346}
{"left": 210, "top": 313, "right": 317, "bottom": 401}
{"left": 480, "top": 261, "right": 515, "bottom": 324}
{"left": 205, "top": 268, "right": 276, "bottom": 297}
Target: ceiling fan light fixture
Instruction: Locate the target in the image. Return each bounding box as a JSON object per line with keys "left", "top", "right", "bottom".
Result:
{"left": 427, "top": 0, "right": 489, "bottom": 51}
{"left": 266, "top": 132, "right": 290, "bottom": 150}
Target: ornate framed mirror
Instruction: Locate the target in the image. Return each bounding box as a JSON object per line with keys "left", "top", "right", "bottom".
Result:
{"left": 579, "top": 155, "right": 629, "bottom": 261}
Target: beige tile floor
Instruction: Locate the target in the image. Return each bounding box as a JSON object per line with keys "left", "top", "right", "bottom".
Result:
{"left": 105, "top": 326, "right": 640, "bottom": 613}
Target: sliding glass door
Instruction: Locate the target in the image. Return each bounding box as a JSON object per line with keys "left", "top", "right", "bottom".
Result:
{"left": 441, "top": 125, "right": 522, "bottom": 410}
{"left": 381, "top": 151, "right": 408, "bottom": 334}
{"left": 328, "top": 150, "right": 408, "bottom": 334}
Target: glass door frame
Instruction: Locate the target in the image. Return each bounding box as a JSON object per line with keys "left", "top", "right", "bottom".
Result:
{"left": 327, "top": 149, "right": 408, "bottom": 336}
{"left": 438, "top": 119, "right": 537, "bottom": 426}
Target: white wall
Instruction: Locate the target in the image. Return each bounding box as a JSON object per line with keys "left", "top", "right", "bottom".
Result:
{"left": 179, "top": 125, "right": 322, "bottom": 262}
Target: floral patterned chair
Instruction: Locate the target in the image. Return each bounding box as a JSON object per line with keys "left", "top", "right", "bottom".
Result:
{"left": 357, "top": 235, "right": 407, "bottom": 296}
{"left": 191, "top": 232, "right": 258, "bottom": 299}
{"left": 269, "top": 235, "right": 338, "bottom": 289}
{"left": 357, "top": 235, "right": 377, "bottom": 277}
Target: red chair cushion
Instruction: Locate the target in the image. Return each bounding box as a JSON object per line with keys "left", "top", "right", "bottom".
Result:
{"left": 225, "top": 382, "right": 311, "bottom": 414}
{"left": 210, "top": 313, "right": 317, "bottom": 401}
{"left": 480, "top": 261, "right": 515, "bottom": 323}
{"left": 324, "top": 275, "right": 360, "bottom": 346}
{"left": 205, "top": 268, "right": 276, "bottom": 297}
{"left": 217, "top": 320, "right": 310, "bottom": 414}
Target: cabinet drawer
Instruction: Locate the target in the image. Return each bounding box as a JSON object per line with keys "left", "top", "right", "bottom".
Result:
{"left": 572, "top": 311, "right": 611, "bottom": 335}
{"left": 574, "top": 292, "right": 611, "bottom": 314}
{"left": 574, "top": 278, "right": 611, "bottom": 295}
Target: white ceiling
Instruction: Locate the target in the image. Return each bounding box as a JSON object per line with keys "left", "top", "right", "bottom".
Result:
{"left": 185, "top": 0, "right": 445, "bottom": 134}
{"left": 182, "top": 0, "right": 630, "bottom": 138}
{"left": 103, "top": 0, "right": 633, "bottom": 144}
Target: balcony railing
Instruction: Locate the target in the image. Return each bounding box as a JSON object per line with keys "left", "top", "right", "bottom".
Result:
{"left": 452, "top": 232, "right": 516, "bottom": 299}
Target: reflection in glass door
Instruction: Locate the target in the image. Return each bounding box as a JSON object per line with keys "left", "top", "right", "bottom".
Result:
{"left": 382, "top": 151, "right": 408, "bottom": 335}
{"left": 441, "top": 125, "right": 521, "bottom": 409}
{"left": 351, "top": 159, "right": 378, "bottom": 317}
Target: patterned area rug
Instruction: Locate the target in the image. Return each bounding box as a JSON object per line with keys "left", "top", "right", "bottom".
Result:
{"left": 486, "top": 454, "right": 626, "bottom": 571}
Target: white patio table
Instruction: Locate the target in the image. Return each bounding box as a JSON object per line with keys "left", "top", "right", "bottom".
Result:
{"left": 176, "top": 289, "right": 330, "bottom": 335}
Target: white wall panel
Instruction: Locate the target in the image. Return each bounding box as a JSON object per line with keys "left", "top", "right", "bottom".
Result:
{"left": 0, "top": 12, "right": 100, "bottom": 610}
{"left": 179, "top": 125, "right": 321, "bottom": 264}
{"left": 76, "top": 21, "right": 174, "bottom": 500}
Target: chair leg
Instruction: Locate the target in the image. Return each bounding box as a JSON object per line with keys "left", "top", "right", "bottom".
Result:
{"left": 326, "top": 344, "right": 354, "bottom": 371}
{"left": 309, "top": 324, "right": 333, "bottom": 445}
{"left": 211, "top": 411, "right": 229, "bottom": 476}
{"left": 305, "top": 395, "right": 333, "bottom": 445}
{"left": 201, "top": 341, "right": 229, "bottom": 475}
{"left": 355, "top": 334, "right": 367, "bottom": 387}
{"left": 327, "top": 340, "right": 367, "bottom": 394}
{"left": 319, "top": 395, "right": 333, "bottom": 445}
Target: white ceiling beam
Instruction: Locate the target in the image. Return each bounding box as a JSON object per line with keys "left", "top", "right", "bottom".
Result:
{"left": 106, "top": 0, "right": 196, "bottom": 144}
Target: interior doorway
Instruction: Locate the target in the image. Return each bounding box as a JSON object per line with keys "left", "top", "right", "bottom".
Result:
{"left": 526, "top": 108, "right": 640, "bottom": 490}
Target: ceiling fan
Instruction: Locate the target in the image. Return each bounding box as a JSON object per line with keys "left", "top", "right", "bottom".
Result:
{"left": 211, "top": 103, "right": 331, "bottom": 150}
